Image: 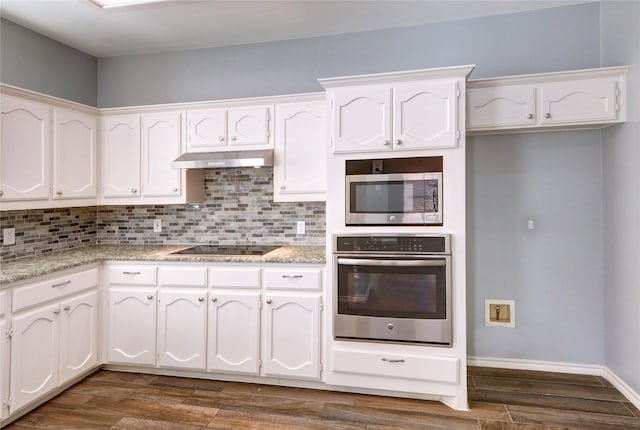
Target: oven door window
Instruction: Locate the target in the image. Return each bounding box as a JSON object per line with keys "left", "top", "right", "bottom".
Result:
{"left": 350, "top": 180, "right": 429, "bottom": 214}
{"left": 337, "top": 258, "right": 447, "bottom": 319}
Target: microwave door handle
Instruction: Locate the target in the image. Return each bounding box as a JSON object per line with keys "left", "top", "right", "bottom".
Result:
{"left": 337, "top": 258, "right": 446, "bottom": 267}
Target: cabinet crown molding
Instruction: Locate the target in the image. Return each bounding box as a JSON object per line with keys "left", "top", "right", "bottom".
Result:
{"left": 0, "top": 83, "right": 99, "bottom": 115}
{"left": 318, "top": 65, "right": 475, "bottom": 89}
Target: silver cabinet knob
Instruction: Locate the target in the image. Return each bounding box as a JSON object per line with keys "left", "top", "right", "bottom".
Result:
{"left": 218, "top": 136, "right": 225, "bottom": 142}
{"left": 172, "top": 187, "right": 178, "bottom": 192}
{"left": 147, "top": 295, "right": 153, "bottom": 300}
{"left": 266, "top": 299, "right": 272, "bottom": 304}
{"left": 53, "top": 309, "right": 60, "bottom": 315}
{"left": 198, "top": 297, "right": 204, "bottom": 302}
{"left": 63, "top": 305, "right": 71, "bottom": 311}
{"left": 0, "top": 190, "right": 3, "bottom": 196}
{"left": 383, "top": 140, "right": 391, "bottom": 146}
{"left": 527, "top": 113, "right": 534, "bottom": 119}
{"left": 56, "top": 190, "right": 63, "bottom": 195}
{"left": 230, "top": 136, "right": 237, "bottom": 141}
{"left": 395, "top": 139, "right": 402, "bottom": 145}
{"left": 132, "top": 188, "right": 138, "bottom": 194}
{"left": 387, "top": 323, "right": 395, "bottom": 330}
{"left": 280, "top": 185, "right": 286, "bottom": 190}
{"left": 545, "top": 113, "right": 551, "bottom": 119}
{"left": 212, "top": 297, "right": 218, "bottom": 302}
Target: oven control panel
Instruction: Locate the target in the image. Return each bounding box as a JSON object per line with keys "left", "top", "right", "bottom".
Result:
{"left": 335, "top": 235, "right": 449, "bottom": 254}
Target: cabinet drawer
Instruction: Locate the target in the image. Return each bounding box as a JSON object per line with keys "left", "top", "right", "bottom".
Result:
{"left": 264, "top": 268, "right": 321, "bottom": 291}
{"left": 158, "top": 267, "right": 207, "bottom": 287}
{"left": 109, "top": 266, "right": 157, "bottom": 286}
{"left": 12, "top": 268, "right": 98, "bottom": 312}
{"left": 332, "top": 349, "right": 459, "bottom": 384}
{"left": 209, "top": 268, "right": 260, "bottom": 289}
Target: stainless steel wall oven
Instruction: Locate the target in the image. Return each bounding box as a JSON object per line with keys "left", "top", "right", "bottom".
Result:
{"left": 334, "top": 234, "right": 452, "bottom": 346}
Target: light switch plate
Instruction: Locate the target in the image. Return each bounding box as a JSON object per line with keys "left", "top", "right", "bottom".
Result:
{"left": 3, "top": 228, "right": 16, "bottom": 246}
{"left": 296, "top": 221, "right": 305, "bottom": 235}
{"left": 153, "top": 219, "right": 162, "bottom": 233}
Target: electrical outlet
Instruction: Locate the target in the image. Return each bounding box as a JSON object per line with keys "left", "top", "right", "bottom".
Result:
{"left": 153, "top": 219, "right": 162, "bottom": 233}
{"left": 485, "top": 299, "right": 515, "bottom": 327}
{"left": 3, "top": 228, "right": 15, "bottom": 246}
{"left": 296, "top": 221, "right": 305, "bottom": 235}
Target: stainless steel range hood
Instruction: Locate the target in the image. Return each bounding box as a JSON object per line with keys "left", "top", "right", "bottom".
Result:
{"left": 171, "top": 150, "right": 273, "bottom": 169}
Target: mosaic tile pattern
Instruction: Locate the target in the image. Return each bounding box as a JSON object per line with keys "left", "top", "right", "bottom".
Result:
{"left": 0, "top": 206, "right": 97, "bottom": 261}
{"left": 97, "top": 167, "right": 325, "bottom": 246}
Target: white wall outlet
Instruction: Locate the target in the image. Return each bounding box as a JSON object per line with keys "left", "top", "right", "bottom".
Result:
{"left": 296, "top": 221, "right": 306, "bottom": 235}
{"left": 153, "top": 219, "right": 162, "bottom": 233}
{"left": 485, "top": 299, "right": 515, "bottom": 328}
{"left": 3, "top": 228, "right": 15, "bottom": 246}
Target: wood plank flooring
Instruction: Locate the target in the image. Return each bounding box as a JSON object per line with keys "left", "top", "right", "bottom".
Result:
{"left": 5, "top": 367, "right": 639, "bottom": 429}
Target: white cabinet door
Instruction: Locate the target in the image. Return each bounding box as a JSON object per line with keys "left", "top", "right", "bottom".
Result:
{"left": 393, "top": 80, "right": 459, "bottom": 149}
{"left": 187, "top": 109, "right": 227, "bottom": 152}
{"left": 467, "top": 84, "right": 536, "bottom": 130}
{"left": 0, "top": 95, "right": 50, "bottom": 201}
{"left": 10, "top": 303, "right": 59, "bottom": 411}
{"left": 0, "top": 301, "right": 8, "bottom": 420}
{"left": 157, "top": 289, "right": 207, "bottom": 370}
{"left": 108, "top": 287, "right": 156, "bottom": 366}
{"left": 227, "top": 106, "right": 272, "bottom": 147}
{"left": 208, "top": 292, "right": 260, "bottom": 375}
{"left": 59, "top": 290, "right": 98, "bottom": 383}
{"left": 262, "top": 295, "right": 320, "bottom": 380}
{"left": 102, "top": 115, "right": 140, "bottom": 198}
{"left": 141, "top": 112, "right": 183, "bottom": 197}
{"left": 274, "top": 101, "right": 326, "bottom": 202}
{"left": 539, "top": 77, "right": 619, "bottom": 125}
{"left": 331, "top": 86, "right": 391, "bottom": 153}
{"left": 52, "top": 108, "right": 97, "bottom": 200}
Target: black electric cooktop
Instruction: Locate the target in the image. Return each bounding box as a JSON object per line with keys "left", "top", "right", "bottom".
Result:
{"left": 171, "top": 245, "right": 280, "bottom": 256}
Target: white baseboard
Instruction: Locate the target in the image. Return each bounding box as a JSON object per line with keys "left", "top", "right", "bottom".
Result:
{"left": 468, "top": 356, "right": 640, "bottom": 410}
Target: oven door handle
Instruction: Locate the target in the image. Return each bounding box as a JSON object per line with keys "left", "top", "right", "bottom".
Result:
{"left": 337, "top": 258, "right": 446, "bottom": 267}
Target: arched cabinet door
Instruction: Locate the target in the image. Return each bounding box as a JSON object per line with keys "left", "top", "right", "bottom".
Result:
{"left": 102, "top": 114, "right": 141, "bottom": 199}
{"left": 141, "top": 112, "right": 182, "bottom": 197}
{"left": 108, "top": 288, "right": 156, "bottom": 366}
{"left": 0, "top": 95, "right": 50, "bottom": 201}
{"left": 59, "top": 290, "right": 98, "bottom": 382}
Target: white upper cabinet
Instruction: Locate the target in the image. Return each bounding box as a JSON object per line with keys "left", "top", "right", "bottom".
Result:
{"left": 141, "top": 112, "right": 183, "bottom": 197}
{"left": 187, "top": 105, "right": 273, "bottom": 152}
{"left": 320, "top": 66, "right": 474, "bottom": 154}
{"left": 53, "top": 108, "right": 97, "bottom": 200}
{"left": 467, "top": 66, "right": 628, "bottom": 134}
{"left": 274, "top": 99, "right": 326, "bottom": 202}
{"left": 0, "top": 95, "right": 50, "bottom": 202}
{"left": 102, "top": 114, "right": 141, "bottom": 198}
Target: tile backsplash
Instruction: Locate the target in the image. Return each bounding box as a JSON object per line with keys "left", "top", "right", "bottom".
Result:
{"left": 0, "top": 167, "right": 326, "bottom": 261}
{"left": 97, "top": 168, "right": 325, "bottom": 246}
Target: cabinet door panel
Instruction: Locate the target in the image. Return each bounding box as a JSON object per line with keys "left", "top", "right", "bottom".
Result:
{"left": 0, "top": 317, "right": 8, "bottom": 420}
{"left": 157, "top": 290, "right": 206, "bottom": 370}
{"left": 467, "top": 85, "right": 536, "bottom": 129}
{"left": 10, "top": 303, "right": 59, "bottom": 411}
{"left": 274, "top": 102, "right": 326, "bottom": 202}
{"left": 187, "top": 109, "right": 227, "bottom": 151}
{"left": 227, "top": 106, "right": 271, "bottom": 147}
{"left": 394, "top": 80, "right": 458, "bottom": 149}
{"left": 0, "top": 96, "right": 50, "bottom": 201}
{"left": 208, "top": 292, "right": 260, "bottom": 375}
{"left": 53, "top": 108, "right": 97, "bottom": 199}
{"left": 332, "top": 86, "right": 391, "bottom": 153}
{"left": 141, "top": 112, "right": 182, "bottom": 197}
{"left": 540, "top": 78, "right": 618, "bottom": 125}
{"left": 60, "top": 290, "right": 98, "bottom": 382}
{"left": 108, "top": 288, "right": 156, "bottom": 366}
{"left": 102, "top": 115, "right": 140, "bottom": 198}
{"left": 262, "top": 295, "right": 320, "bottom": 379}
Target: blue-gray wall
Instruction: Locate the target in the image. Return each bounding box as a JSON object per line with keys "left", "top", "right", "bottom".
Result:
{"left": 601, "top": 1, "right": 640, "bottom": 395}
{"left": 0, "top": 18, "right": 98, "bottom": 106}
{"left": 97, "top": 3, "right": 600, "bottom": 108}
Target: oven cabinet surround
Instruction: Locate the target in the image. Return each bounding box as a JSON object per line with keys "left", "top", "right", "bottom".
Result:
{"left": 6, "top": 267, "right": 99, "bottom": 415}
{"left": 101, "top": 111, "right": 205, "bottom": 205}
{"left": 321, "top": 66, "right": 471, "bottom": 410}
{"left": 0, "top": 290, "right": 10, "bottom": 420}
{"left": 186, "top": 105, "right": 273, "bottom": 152}
{"left": 319, "top": 66, "right": 474, "bottom": 154}
{"left": 273, "top": 98, "right": 327, "bottom": 202}
{"left": 104, "top": 262, "right": 324, "bottom": 381}
{"left": 0, "top": 85, "right": 99, "bottom": 211}
{"left": 466, "top": 66, "right": 628, "bottom": 134}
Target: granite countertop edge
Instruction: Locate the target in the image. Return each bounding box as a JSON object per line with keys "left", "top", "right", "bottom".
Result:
{"left": 0, "top": 244, "right": 327, "bottom": 285}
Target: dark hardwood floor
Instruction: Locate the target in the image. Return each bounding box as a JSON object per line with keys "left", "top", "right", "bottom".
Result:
{"left": 5, "top": 367, "right": 640, "bottom": 429}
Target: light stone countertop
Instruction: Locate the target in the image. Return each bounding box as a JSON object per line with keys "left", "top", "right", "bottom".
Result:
{"left": 0, "top": 244, "right": 326, "bottom": 285}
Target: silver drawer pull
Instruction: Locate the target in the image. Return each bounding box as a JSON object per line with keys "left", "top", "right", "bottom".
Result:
{"left": 52, "top": 280, "right": 71, "bottom": 288}
{"left": 281, "top": 275, "right": 303, "bottom": 279}
{"left": 122, "top": 271, "right": 141, "bottom": 275}
{"left": 381, "top": 358, "right": 405, "bottom": 363}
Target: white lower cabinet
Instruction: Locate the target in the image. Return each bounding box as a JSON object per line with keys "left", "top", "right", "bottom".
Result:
{"left": 157, "top": 289, "right": 207, "bottom": 370}
{"left": 0, "top": 291, "right": 9, "bottom": 420}
{"left": 262, "top": 294, "right": 321, "bottom": 380}
{"left": 59, "top": 290, "right": 98, "bottom": 384}
{"left": 207, "top": 292, "right": 260, "bottom": 375}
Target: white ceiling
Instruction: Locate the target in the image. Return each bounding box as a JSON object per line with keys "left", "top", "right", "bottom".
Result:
{"left": 0, "top": 0, "right": 591, "bottom": 58}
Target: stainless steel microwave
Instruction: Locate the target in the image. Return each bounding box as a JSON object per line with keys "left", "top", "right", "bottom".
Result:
{"left": 346, "top": 172, "right": 442, "bottom": 225}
